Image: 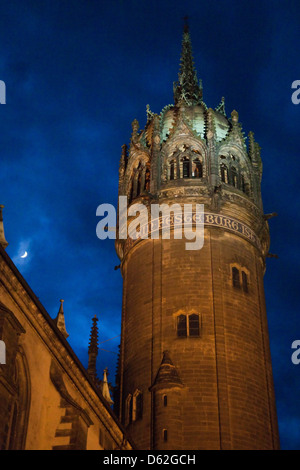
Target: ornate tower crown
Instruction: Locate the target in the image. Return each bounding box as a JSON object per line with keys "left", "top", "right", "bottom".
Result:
{"left": 117, "top": 24, "right": 268, "bottom": 260}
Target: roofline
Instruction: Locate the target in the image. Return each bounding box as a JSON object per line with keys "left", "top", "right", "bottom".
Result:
{"left": 0, "top": 244, "right": 134, "bottom": 448}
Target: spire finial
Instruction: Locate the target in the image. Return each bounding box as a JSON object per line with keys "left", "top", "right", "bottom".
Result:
{"left": 55, "top": 299, "right": 69, "bottom": 339}
{"left": 0, "top": 205, "right": 8, "bottom": 249}
{"left": 87, "top": 315, "right": 99, "bottom": 383}
{"left": 173, "top": 25, "right": 203, "bottom": 106}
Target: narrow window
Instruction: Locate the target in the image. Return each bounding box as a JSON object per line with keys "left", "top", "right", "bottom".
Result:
{"left": 163, "top": 429, "right": 168, "bottom": 442}
{"left": 220, "top": 164, "right": 228, "bottom": 183}
{"left": 183, "top": 159, "right": 190, "bottom": 178}
{"left": 242, "top": 271, "right": 248, "bottom": 293}
{"left": 136, "top": 392, "right": 143, "bottom": 421}
{"left": 177, "top": 315, "right": 187, "bottom": 337}
{"left": 144, "top": 167, "right": 150, "bottom": 191}
{"left": 232, "top": 267, "right": 240, "bottom": 288}
{"left": 231, "top": 167, "right": 238, "bottom": 188}
{"left": 192, "top": 159, "right": 202, "bottom": 178}
{"left": 136, "top": 172, "right": 142, "bottom": 196}
{"left": 241, "top": 174, "right": 246, "bottom": 193}
{"left": 163, "top": 395, "right": 167, "bottom": 407}
{"left": 170, "top": 161, "right": 175, "bottom": 180}
{"left": 189, "top": 314, "right": 200, "bottom": 337}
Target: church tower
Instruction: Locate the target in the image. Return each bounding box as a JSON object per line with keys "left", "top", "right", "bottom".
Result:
{"left": 115, "top": 25, "right": 279, "bottom": 450}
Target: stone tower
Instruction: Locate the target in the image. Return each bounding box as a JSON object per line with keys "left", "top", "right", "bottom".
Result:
{"left": 115, "top": 26, "right": 279, "bottom": 450}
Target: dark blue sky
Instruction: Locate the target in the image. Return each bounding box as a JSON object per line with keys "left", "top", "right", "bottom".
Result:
{"left": 0, "top": 0, "right": 299, "bottom": 449}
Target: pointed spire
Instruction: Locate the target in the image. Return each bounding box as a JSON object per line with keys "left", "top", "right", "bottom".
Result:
{"left": 150, "top": 350, "right": 183, "bottom": 391}
{"left": 0, "top": 205, "right": 8, "bottom": 249}
{"left": 101, "top": 367, "right": 113, "bottom": 406}
{"left": 87, "top": 315, "right": 99, "bottom": 383}
{"left": 54, "top": 299, "right": 69, "bottom": 339}
{"left": 174, "top": 22, "right": 203, "bottom": 106}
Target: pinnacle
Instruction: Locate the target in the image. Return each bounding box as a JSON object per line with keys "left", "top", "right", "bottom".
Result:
{"left": 173, "top": 27, "right": 203, "bottom": 106}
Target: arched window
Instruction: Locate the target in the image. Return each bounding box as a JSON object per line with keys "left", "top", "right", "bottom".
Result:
{"left": 4, "top": 349, "right": 30, "bottom": 450}
{"left": 192, "top": 159, "right": 202, "bottom": 178}
{"left": 232, "top": 267, "right": 240, "bottom": 288}
{"left": 177, "top": 315, "right": 187, "bottom": 337}
{"left": 189, "top": 314, "right": 200, "bottom": 337}
{"left": 133, "top": 390, "right": 143, "bottom": 421}
{"left": 163, "top": 395, "right": 168, "bottom": 407}
{"left": 170, "top": 161, "right": 175, "bottom": 180}
{"left": 242, "top": 271, "right": 248, "bottom": 293}
{"left": 220, "top": 164, "right": 229, "bottom": 183}
{"left": 182, "top": 158, "right": 190, "bottom": 178}
{"left": 231, "top": 167, "right": 238, "bottom": 188}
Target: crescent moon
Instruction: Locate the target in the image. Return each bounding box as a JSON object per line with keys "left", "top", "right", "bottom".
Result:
{"left": 21, "top": 251, "right": 28, "bottom": 258}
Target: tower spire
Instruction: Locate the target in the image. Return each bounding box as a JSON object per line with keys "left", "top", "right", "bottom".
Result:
{"left": 0, "top": 205, "right": 8, "bottom": 249}
{"left": 173, "top": 22, "right": 203, "bottom": 105}
{"left": 87, "top": 315, "right": 99, "bottom": 384}
{"left": 55, "top": 299, "right": 69, "bottom": 339}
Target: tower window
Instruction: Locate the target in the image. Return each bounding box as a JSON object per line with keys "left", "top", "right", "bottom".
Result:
{"left": 241, "top": 174, "right": 246, "bottom": 193}
{"left": 163, "top": 395, "right": 168, "bottom": 407}
{"left": 232, "top": 267, "right": 240, "bottom": 288}
{"left": 144, "top": 167, "right": 150, "bottom": 191}
{"left": 189, "top": 314, "right": 200, "bottom": 336}
{"left": 192, "top": 159, "right": 202, "bottom": 178}
{"left": 133, "top": 390, "right": 143, "bottom": 421}
{"left": 220, "top": 164, "right": 228, "bottom": 183}
{"left": 177, "top": 314, "right": 200, "bottom": 337}
{"left": 136, "top": 172, "right": 142, "bottom": 196}
{"left": 177, "top": 315, "right": 187, "bottom": 337}
{"left": 231, "top": 167, "right": 238, "bottom": 188}
{"left": 163, "top": 429, "right": 168, "bottom": 442}
{"left": 242, "top": 271, "right": 248, "bottom": 293}
{"left": 183, "top": 159, "right": 190, "bottom": 178}
{"left": 170, "top": 161, "right": 175, "bottom": 180}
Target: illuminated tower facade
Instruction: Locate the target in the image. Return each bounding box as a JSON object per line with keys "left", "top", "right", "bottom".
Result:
{"left": 115, "top": 26, "right": 279, "bottom": 450}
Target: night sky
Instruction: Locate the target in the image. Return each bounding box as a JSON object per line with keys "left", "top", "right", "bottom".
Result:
{"left": 0, "top": 0, "right": 299, "bottom": 450}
